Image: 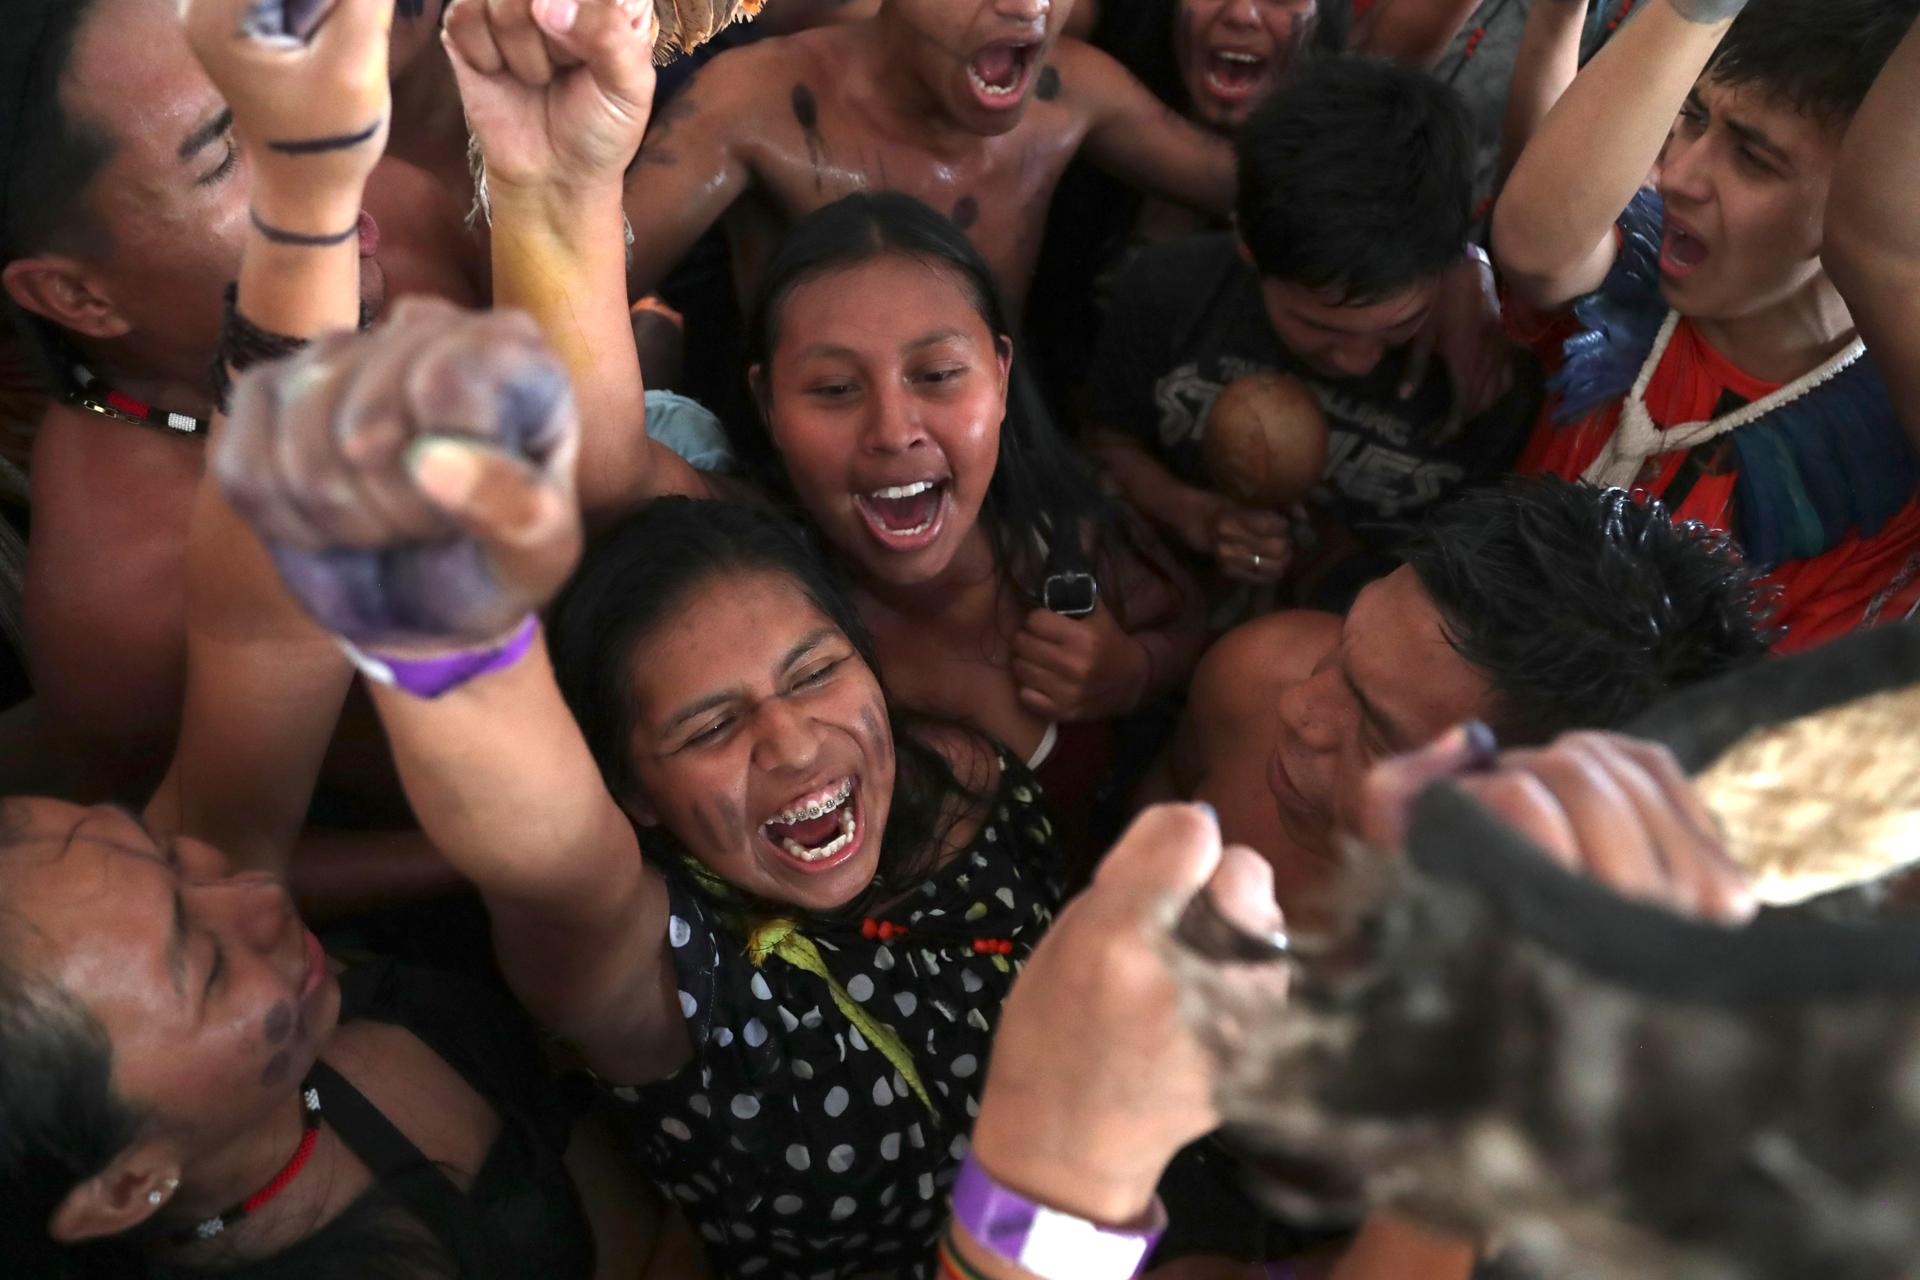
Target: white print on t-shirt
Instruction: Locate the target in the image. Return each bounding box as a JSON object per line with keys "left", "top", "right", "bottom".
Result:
{"left": 1322, "top": 436, "right": 1465, "bottom": 517}
{"left": 1151, "top": 360, "right": 1466, "bottom": 520}
{"left": 1154, "top": 357, "right": 1273, "bottom": 450}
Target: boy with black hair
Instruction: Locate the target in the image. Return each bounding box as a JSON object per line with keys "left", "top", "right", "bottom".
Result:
{"left": 1148, "top": 477, "right": 1774, "bottom": 924}
{"left": 1495, "top": 0, "right": 1920, "bottom": 652}
{"left": 1087, "top": 55, "right": 1538, "bottom": 605}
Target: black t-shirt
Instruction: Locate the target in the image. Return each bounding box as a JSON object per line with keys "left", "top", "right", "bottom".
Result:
{"left": 1086, "top": 233, "right": 1534, "bottom": 543}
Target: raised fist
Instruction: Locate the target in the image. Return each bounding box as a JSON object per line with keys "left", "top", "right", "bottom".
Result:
{"left": 213, "top": 298, "right": 584, "bottom": 649}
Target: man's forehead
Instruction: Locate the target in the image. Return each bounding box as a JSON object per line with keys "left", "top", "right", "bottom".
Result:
{"left": 1694, "top": 74, "right": 1845, "bottom": 152}
{"left": 66, "top": 0, "right": 218, "bottom": 146}
{"left": 1342, "top": 569, "right": 1487, "bottom": 727}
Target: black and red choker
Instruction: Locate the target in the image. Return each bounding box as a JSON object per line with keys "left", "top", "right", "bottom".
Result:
{"left": 68, "top": 363, "right": 208, "bottom": 439}
{"left": 176, "top": 1078, "right": 323, "bottom": 1244}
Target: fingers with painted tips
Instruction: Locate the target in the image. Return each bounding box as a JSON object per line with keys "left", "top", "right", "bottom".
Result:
{"left": 1461, "top": 732, "right": 1753, "bottom": 924}
{"left": 444, "top": 0, "right": 660, "bottom": 190}
{"left": 1359, "top": 724, "right": 1756, "bottom": 926}
{"left": 1012, "top": 603, "right": 1152, "bottom": 723}
{"left": 214, "top": 299, "right": 584, "bottom": 649}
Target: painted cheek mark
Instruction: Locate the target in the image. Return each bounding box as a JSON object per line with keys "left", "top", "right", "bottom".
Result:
{"left": 858, "top": 699, "right": 891, "bottom": 760}
{"left": 952, "top": 196, "right": 980, "bottom": 230}
{"left": 260, "top": 1049, "right": 292, "bottom": 1090}
{"left": 698, "top": 795, "right": 746, "bottom": 857}
{"left": 264, "top": 1000, "right": 294, "bottom": 1046}
{"left": 1035, "top": 66, "right": 1061, "bottom": 101}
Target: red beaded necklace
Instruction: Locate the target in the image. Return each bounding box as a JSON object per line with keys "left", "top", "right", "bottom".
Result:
{"left": 860, "top": 916, "right": 1016, "bottom": 956}
{"left": 176, "top": 1080, "right": 323, "bottom": 1243}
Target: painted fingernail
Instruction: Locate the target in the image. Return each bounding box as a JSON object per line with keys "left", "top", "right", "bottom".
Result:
{"left": 1462, "top": 720, "right": 1499, "bottom": 765}
{"left": 1194, "top": 801, "right": 1218, "bottom": 827}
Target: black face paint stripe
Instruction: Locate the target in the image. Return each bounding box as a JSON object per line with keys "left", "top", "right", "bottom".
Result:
{"left": 259, "top": 1049, "right": 292, "bottom": 1090}
{"left": 1035, "top": 66, "right": 1061, "bottom": 100}
{"left": 264, "top": 1000, "right": 294, "bottom": 1046}
{"left": 265, "top": 118, "right": 384, "bottom": 155}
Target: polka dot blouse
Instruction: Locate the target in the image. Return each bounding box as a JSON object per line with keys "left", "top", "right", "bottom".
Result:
{"left": 609, "top": 755, "right": 1063, "bottom": 1279}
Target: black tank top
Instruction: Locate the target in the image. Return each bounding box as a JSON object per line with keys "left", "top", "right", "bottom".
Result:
{"left": 175, "top": 960, "right": 594, "bottom": 1280}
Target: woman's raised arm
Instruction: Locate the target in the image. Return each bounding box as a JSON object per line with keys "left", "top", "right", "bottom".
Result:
{"left": 149, "top": 0, "right": 398, "bottom": 867}
{"left": 1827, "top": 11, "right": 1920, "bottom": 446}
{"left": 445, "top": 0, "right": 715, "bottom": 515}
{"left": 213, "top": 301, "right": 689, "bottom": 1082}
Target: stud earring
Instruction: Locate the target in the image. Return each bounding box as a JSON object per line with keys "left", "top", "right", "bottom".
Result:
{"left": 147, "top": 1177, "right": 179, "bottom": 1207}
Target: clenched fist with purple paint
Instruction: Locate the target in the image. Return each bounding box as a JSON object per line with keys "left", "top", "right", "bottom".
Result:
{"left": 212, "top": 299, "right": 584, "bottom": 650}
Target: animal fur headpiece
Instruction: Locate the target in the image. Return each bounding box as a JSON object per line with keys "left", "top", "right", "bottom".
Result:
{"left": 1181, "top": 625, "right": 1920, "bottom": 1279}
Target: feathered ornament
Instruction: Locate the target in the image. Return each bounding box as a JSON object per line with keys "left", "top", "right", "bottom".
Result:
{"left": 652, "top": 0, "right": 766, "bottom": 63}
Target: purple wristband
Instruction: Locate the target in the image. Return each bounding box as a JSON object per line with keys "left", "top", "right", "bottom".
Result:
{"left": 950, "top": 1152, "right": 1165, "bottom": 1280}
{"left": 342, "top": 615, "right": 539, "bottom": 699}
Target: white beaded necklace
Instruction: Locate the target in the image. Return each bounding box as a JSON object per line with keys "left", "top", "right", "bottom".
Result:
{"left": 1578, "top": 310, "right": 1867, "bottom": 492}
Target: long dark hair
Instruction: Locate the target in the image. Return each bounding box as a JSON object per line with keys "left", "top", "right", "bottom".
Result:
{"left": 546, "top": 497, "right": 984, "bottom": 920}
{"left": 741, "top": 191, "right": 1124, "bottom": 605}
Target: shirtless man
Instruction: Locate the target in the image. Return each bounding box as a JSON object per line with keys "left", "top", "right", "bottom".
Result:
{"left": 1146, "top": 479, "right": 1771, "bottom": 922}
{"left": 614, "top": 0, "right": 1236, "bottom": 306}
{"left": 0, "top": 0, "right": 480, "bottom": 802}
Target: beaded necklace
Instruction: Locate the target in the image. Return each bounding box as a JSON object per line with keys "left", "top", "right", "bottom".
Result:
{"left": 175, "top": 1079, "right": 324, "bottom": 1243}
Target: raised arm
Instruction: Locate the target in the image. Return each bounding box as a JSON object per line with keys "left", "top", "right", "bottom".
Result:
{"left": 1826, "top": 13, "right": 1920, "bottom": 446}
{"left": 1067, "top": 40, "right": 1237, "bottom": 219}
{"left": 148, "top": 0, "right": 398, "bottom": 867}
{"left": 1497, "top": 0, "right": 1592, "bottom": 188}
{"left": 1491, "top": 0, "right": 1745, "bottom": 310}
{"left": 621, "top": 53, "right": 760, "bottom": 297}
{"left": 214, "top": 300, "right": 690, "bottom": 1084}
{"left": 1355, "top": 0, "right": 1486, "bottom": 67}
{"left": 445, "top": 0, "right": 713, "bottom": 514}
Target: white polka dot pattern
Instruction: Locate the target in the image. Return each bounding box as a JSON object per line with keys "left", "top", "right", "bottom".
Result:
{"left": 608, "top": 754, "right": 1062, "bottom": 1280}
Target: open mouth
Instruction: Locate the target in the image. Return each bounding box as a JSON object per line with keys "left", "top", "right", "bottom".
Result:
{"left": 760, "top": 778, "right": 862, "bottom": 872}
{"left": 968, "top": 41, "right": 1039, "bottom": 107}
{"left": 1660, "top": 220, "right": 1710, "bottom": 280}
{"left": 1204, "top": 49, "right": 1271, "bottom": 101}
{"left": 357, "top": 210, "right": 380, "bottom": 259}
{"left": 852, "top": 479, "right": 951, "bottom": 552}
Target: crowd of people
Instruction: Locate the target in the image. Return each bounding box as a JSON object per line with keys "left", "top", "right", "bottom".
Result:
{"left": 2, "top": 0, "right": 1918, "bottom": 1275}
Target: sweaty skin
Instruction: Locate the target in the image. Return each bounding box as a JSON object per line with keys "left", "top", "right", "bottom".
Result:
{"left": 1158, "top": 609, "right": 1342, "bottom": 921}
{"left": 621, "top": 15, "right": 1234, "bottom": 308}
